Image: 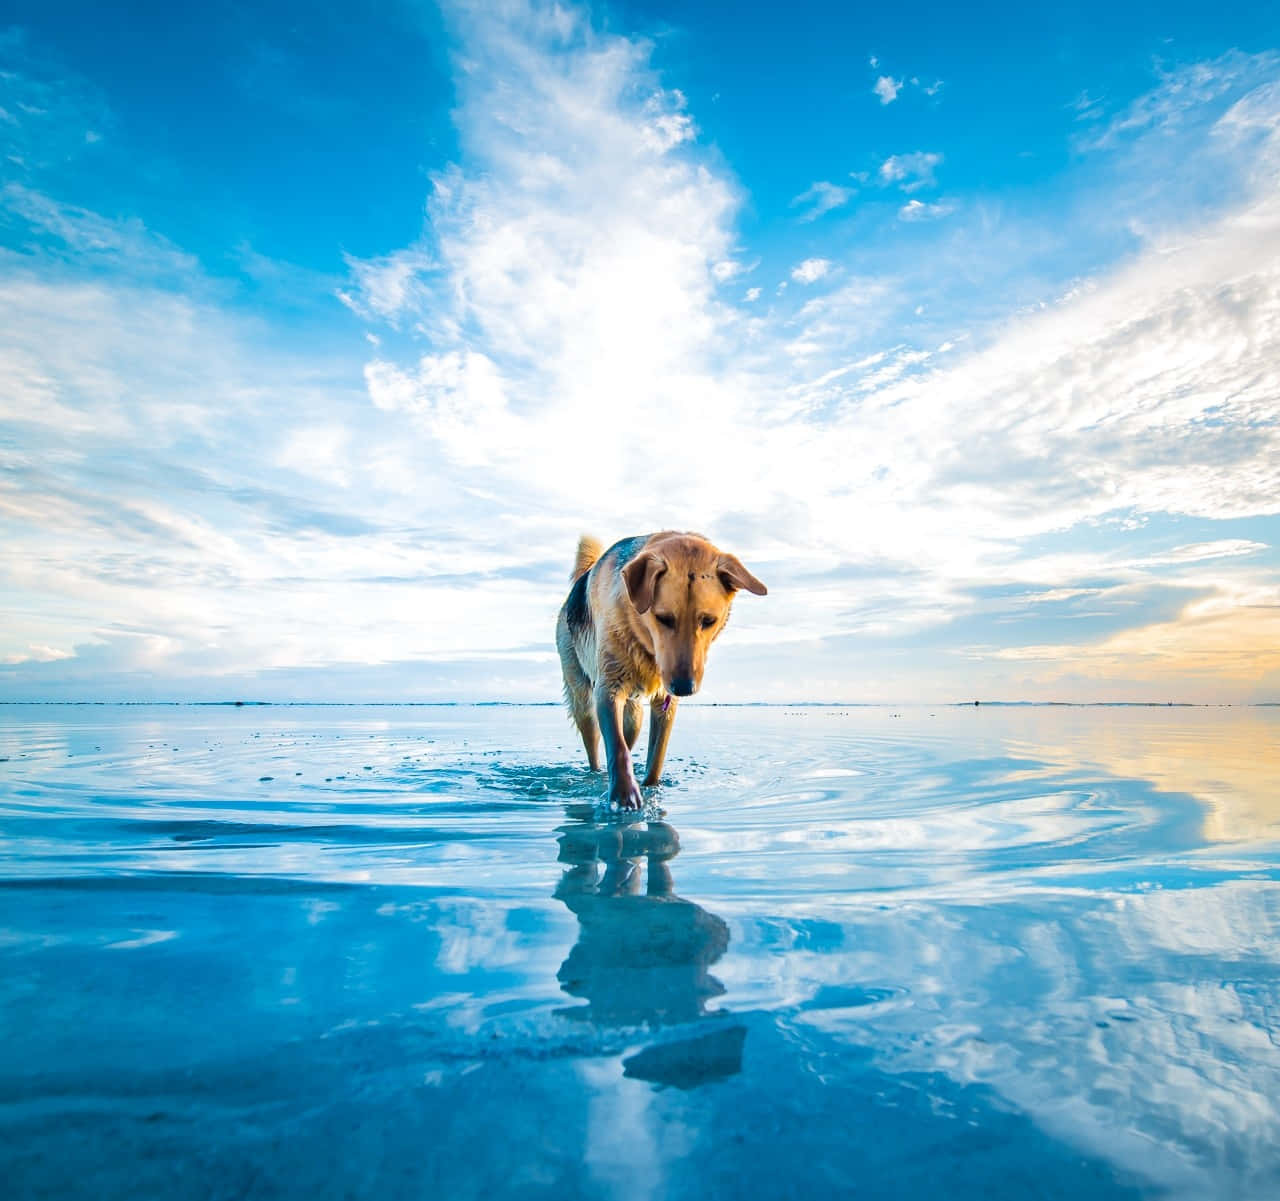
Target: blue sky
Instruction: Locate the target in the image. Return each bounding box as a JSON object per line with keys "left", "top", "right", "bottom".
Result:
{"left": 2, "top": 0, "right": 1279, "bottom": 703}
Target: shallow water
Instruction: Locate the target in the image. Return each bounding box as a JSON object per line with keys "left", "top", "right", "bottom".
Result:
{"left": 2, "top": 703, "right": 1279, "bottom": 1200}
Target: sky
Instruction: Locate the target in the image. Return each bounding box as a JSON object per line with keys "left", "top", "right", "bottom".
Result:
{"left": 2, "top": 0, "right": 1279, "bottom": 704}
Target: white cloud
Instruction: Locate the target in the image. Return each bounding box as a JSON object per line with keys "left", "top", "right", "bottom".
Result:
{"left": 790, "top": 179, "right": 855, "bottom": 221}
{"left": 712, "top": 258, "right": 746, "bottom": 281}
{"left": 873, "top": 75, "right": 903, "bottom": 105}
{"left": 867, "top": 63, "right": 942, "bottom": 105}
{"left": 364, "top": 350, "right": 513, "bottom": 468}
{"left": 352, "top": 3, "right": 738, "bottom": 385}
{"left": 2, "top": 644, "right": 72, "bottom": 665}
{"left": 879, "top": 151, "right": 942, "bottom": 191}
{"left": 640, "top": 88, "right": 695, "bottom": 151}
{"left": 744, "top": 286, "right": 761, "bottom": 302}
{"left": 790, "top": 257, "right": 833, "bottom": 284}
{"left": 899, "top": 199, "right": 954, "bottom": 221}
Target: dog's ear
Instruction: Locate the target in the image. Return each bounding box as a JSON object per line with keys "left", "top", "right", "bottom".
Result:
{"left": 624, "top": 553, "right": 667, "bottom": 614}
{"left": 717, "top": 554, "right": 767, "bottom": 596}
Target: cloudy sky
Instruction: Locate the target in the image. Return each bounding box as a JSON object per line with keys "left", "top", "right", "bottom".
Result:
{"left": 2, "top": 0, "right": 1278, "bottom": 703}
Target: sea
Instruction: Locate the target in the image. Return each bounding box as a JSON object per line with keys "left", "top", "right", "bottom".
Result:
{"left": 2, "top": 701, "right": 1278, "bottom": 1200}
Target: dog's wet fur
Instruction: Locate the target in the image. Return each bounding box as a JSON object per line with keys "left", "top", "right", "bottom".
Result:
{"left": 556, "top": 531, "right": 767, "bottom": 809}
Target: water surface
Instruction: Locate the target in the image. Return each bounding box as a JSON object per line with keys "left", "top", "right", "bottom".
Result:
{"left": 2, "top": 703, "right": 1279, "bottom": 1199}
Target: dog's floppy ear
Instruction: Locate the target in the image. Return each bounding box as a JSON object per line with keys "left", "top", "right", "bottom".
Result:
{"left": 624, "top": 553, "right": 667, "bottom": 614}
{"left": 717, "top": 554, "right": 767, "bottom": 596}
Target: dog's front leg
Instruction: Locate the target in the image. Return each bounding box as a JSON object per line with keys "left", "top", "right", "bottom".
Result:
{"left": 595, "top": 685, "right": 643, "bottom": 810}
{"left": 642, "top": 693, "right": 678, "bottom": 787}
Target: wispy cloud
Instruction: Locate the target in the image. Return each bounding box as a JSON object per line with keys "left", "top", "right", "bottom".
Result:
{"left": 336, "top": 247, "right": 435, "bottom": 324}
{"left": 1078, "top": 51, "right": 1273, "bottom": 152}
{"left": 880, "top": 151, "right": 943, "bottom": 191}
{"left": 790, "top": 180, "right": 855, "bottom": 221}
{"left": 899, "top": 198, "right": 953, "bottom": 221}
{"left": 992, "top": 593, "right": 1280, "bottom": 686}
{"left": 2, "top": 644, "right": 73, "bottom": 666}
{"left": 4, "top": 183, "right": 198, "bottom": 277}
{"left": 0, "top": 30, "right": 111, "bottom": 172}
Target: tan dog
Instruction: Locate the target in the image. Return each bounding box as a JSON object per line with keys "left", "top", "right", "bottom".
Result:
{"left": 555, "top": 532, "right": 767, "bottom": 809}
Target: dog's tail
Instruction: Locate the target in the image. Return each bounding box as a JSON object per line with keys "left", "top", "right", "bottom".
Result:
{"left": 571, "top": 535, "right": 603, "bottom": 582}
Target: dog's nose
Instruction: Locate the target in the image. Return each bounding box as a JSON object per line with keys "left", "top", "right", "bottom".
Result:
{"left": 670, "top": 677, "right": 695, "bottom": 697}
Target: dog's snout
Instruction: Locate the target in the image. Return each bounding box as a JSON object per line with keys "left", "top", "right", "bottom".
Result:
{"left": 670, "top": 676, "right": 696, "bottom": 697}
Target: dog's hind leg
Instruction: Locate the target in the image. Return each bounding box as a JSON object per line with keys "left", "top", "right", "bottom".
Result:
{"left": 623, "top": 697, "right": 643, "bottom": 753}
{"left": 574, "top": 707, "right": 601, "bottom": 772}
{"left": 566, "top": 673, "right": 600, "bottom": 771}
{"left": 558, "top": 612, "right": 600, "bottom": 772}
{"left": 562, "top": 660, "right": 600, "bottom": 771}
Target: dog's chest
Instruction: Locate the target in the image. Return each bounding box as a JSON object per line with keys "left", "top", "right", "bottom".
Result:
{"left": 620, "top": 643, "right": 663, "bottom": 697}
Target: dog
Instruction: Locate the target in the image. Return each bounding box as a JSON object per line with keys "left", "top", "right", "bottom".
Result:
{"left": 555, "top": 531, "right": 767, "bottom": 809}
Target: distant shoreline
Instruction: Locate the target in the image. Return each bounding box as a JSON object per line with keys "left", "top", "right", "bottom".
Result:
{"left": 0, "top": 700, "right": 1275, "bottom": 709}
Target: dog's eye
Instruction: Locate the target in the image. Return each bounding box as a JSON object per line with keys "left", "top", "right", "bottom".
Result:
{"left": 699, "top": 615, "right": 717, "bottom": 630}
{"left": 655, "top": 613, "right": 677, "bottom": 630}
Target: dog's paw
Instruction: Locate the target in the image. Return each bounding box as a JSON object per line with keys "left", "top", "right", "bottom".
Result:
{"left": 607, "top": 777, "right": 644, "bottom": 811}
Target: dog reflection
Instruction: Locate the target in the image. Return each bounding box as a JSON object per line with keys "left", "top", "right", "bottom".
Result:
{"left": 554, "top": 818, "right": 745, "bottom": 1087}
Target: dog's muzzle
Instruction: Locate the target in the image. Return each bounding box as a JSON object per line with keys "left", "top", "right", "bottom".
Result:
{"left": 669, "top": 677, "right": 696, "bottom": 697}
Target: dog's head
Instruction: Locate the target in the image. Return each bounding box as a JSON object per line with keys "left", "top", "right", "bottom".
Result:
{"left": 624, "top": 534, "right": 767, "bottom": 697}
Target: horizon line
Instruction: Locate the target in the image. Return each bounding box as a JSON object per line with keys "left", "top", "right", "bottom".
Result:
{"left": 0, "top": 699, "right": 1276, "bottom": 709}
